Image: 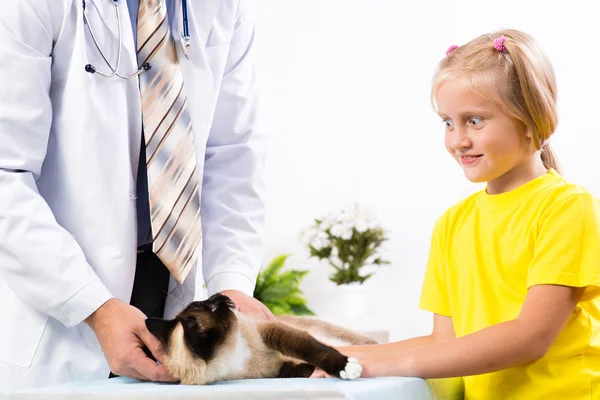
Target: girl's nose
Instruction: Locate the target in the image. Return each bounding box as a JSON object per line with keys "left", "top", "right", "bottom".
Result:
{"left": 450, "top": 127, "right": 472, "bottom": 151}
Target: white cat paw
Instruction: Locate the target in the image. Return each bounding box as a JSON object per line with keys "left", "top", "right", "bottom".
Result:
{"left": 339, "top": 357, "right": 362, "bottom": 380}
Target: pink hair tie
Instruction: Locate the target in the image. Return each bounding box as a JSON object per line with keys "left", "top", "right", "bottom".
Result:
{"left": 493, "top": 36, "right": 507, "bottom": 52}
{"left": 446, "top": 45, "right": 458, "bottom": 56}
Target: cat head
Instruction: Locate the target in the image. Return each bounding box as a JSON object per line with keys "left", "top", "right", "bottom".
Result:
{"left": 145, "top": 293, "right": 238, "bottom": 365}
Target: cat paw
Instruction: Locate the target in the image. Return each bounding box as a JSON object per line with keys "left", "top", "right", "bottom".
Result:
{"left": 339, "top": 357, "right": 362, "bottom": 380}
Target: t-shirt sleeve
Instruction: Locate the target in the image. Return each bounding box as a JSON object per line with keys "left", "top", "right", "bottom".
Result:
{"left": 527, "top": 193, "right": 600, "bottom": 302}
{"left": 419, "top": 216, "right": 452, "bottom": 316}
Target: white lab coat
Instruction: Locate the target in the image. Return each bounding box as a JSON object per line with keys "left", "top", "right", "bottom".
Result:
{"left": 0, "top": 0, "right": 267, "bottom": 392}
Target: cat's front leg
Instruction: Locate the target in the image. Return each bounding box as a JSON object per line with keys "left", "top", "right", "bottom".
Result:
{"left": 278, "top": 361, "right": 316, "bottom": 378}
{"left": 259, "top": 322, "right": 362, "bottom": 380}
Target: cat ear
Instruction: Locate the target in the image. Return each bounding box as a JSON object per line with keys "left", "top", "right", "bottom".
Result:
{"left": 211, "top": 293, "right": 236, "bottom": 311}
{"left": 146, "top": 317, "right": 177, "bottom": 345}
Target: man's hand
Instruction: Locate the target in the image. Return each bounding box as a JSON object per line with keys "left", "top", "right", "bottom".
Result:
{"left": 220, "top": 289, "right": 275, "bottom": 320}
{"left": 85, "top": 298, "right": 178, "bottom": 382}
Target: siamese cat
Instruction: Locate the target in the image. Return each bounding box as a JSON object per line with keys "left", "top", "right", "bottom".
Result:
{"left": 146, "top": 293, "right": 377, "bottom": 385}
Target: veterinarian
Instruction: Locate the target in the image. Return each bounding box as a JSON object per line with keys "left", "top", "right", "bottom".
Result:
{"left": 0, "top": 0, "right": 272, "bottom": 392}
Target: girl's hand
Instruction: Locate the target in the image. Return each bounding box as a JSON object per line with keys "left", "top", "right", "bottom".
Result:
{"left": 310, "top": 353, "right": 375, "bottom": 378}
{"left": 310, "top": 367, "right": 331, "bottom": 378}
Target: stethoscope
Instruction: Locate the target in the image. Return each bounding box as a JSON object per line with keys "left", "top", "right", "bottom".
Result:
{"left": 82, "top": 0, "right": 190, "bottom": 79}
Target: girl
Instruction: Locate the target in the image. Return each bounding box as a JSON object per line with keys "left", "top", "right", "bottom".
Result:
{"left": 315, "top": 29, "right": 600, "bottom": 399}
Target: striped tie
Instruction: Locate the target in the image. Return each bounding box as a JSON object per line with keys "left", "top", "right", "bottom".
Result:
{"left": 137, "top": 0, "right": 202, "bottom": 283}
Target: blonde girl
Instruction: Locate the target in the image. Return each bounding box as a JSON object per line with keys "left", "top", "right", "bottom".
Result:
{"left": 315, "top": 29, "right": 600, "bottom": 399}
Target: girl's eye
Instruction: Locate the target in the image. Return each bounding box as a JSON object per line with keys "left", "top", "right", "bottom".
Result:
{"left": 468, "top": 116, "right": 482, "bottom": 125}
{"left": 443, "top": 119, "right": 454, "bottom": 127}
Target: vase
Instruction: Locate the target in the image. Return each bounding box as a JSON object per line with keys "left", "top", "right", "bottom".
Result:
{"left": 336, "top": 282, "right": 369, "bottom": 318}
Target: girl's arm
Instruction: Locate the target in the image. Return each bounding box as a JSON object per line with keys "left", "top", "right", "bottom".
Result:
{"left": 361, "top": 284, "right": 584, "bottom": 378}
{"left": 339, "top": 313, "right": 456, "bottom": 354}
{"left": 312, "top": 314, "right": 456, "bottom": 378}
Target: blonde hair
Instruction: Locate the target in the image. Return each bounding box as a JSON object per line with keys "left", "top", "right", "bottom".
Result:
{"left": 431, "top": 29, "right": 561, "bottom": 173}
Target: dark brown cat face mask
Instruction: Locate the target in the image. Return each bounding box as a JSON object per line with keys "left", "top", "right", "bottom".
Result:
{"left": 146, "top": 293, "right": 237, "bottom": 362}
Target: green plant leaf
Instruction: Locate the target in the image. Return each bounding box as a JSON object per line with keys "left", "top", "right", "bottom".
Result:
{"left": 253, "top": 254, "right": 314, "bottom": 316}
{"left": 259, "top": 286, "right": 292, "bottom": 301}
{"left": 289, "top": 303, "right": 315, "bottom": 316}
{"left": 269, "top": 304, "right": 290, "bottom": 316}
{"left": 262, "top": 254, "right": 290, "bottom": 287}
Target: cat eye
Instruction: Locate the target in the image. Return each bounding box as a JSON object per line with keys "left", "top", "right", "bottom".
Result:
{"left": 184, "top": 317, "right": 198, "bottom": 329}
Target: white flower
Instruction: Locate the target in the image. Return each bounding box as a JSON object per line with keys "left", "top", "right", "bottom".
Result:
{"left": 341, "top": 226, "right": 353, "bottom": 240}
{"left": 310, "top": 231, "right": 330, "bottom": 250}
{"left": 354, "top": 219, "right": 368, "bottom": 233}
{"left": 332, "top": 211, "right": 344, "bottom": 224}
{"left": 329, "top": 221, "right": 354, "bottom": 240}
{"left": 340, "top": 204, "right": 359, "bottom": 224}
{"left": 320, "top": 213, "right": 341, "bottom": 231}
{"left": 319, "top": 218, "right": 333, "bottom": 231}
{"left": 336, "top": 203, "right": 382, "bottom": 230}
{"left": 344, "top": 211, "right": 358, "bottom": 223}
{"left": 302, "top": 227, "right": 320, "bottom": 245}
{"left": 330, "top": 223, "right": 344, "bottom": 238}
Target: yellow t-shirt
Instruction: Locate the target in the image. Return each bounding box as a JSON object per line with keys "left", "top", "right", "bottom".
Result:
{"left": 419, "top": 169, "right": 600, "bottom": 399}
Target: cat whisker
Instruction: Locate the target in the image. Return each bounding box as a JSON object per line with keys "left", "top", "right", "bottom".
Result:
{"left": 138, "top": 274, "right": 190, "bottom": 307}
{"left": 166, "top": 291, "right": 188, "bottom": 307}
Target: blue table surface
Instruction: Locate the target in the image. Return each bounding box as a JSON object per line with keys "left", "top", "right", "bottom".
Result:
{"left": 2, "top": 376, "right": 465, "bottom": 400}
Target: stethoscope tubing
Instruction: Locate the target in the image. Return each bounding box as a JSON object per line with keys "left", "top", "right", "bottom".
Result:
{"left": 83, "top": 0, "right": 188, "bottom": 79}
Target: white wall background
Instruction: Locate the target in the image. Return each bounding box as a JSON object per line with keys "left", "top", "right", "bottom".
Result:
{"left": 253, "top": 0, "right": 600, "bottom": 341}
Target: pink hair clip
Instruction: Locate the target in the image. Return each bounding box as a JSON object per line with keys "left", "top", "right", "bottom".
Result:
{"left": 446, "top": 45, "right": 458, "bottom": 56}
{"left": 493, "top": 36, "right": 507, "bottom": 52}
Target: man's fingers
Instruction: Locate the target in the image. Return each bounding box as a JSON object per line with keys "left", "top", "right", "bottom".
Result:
{"left": 118, "top": 368, "right": 148, "bottom": 382}
{"left": 148, "top": 365, "right": 178, "bottom": 383}
{"left": 238, "top": 304, "right": 259, "bottom": 316}
{"left": 260, "top": 302, "right": 276, "bottom": 320}
{"left": 133, "top": 327, "right": 177, "bottom": 382}
{"left": 238, "top": 301, "right": 274, "bottom": 321}
{"left": 131, "top": 347, "right": 178, "bottom": 382}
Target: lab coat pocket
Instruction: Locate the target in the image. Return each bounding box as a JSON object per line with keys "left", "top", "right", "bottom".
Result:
{"left": 0, "top": 282, "right": 49, "bottom": 369}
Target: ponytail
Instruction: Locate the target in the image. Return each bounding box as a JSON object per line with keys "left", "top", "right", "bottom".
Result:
{"left": 541, "top": 144, "right": 561, "bottom": 174}
{"left": 499, "top": 31, "right": 562, "bottom": 175}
